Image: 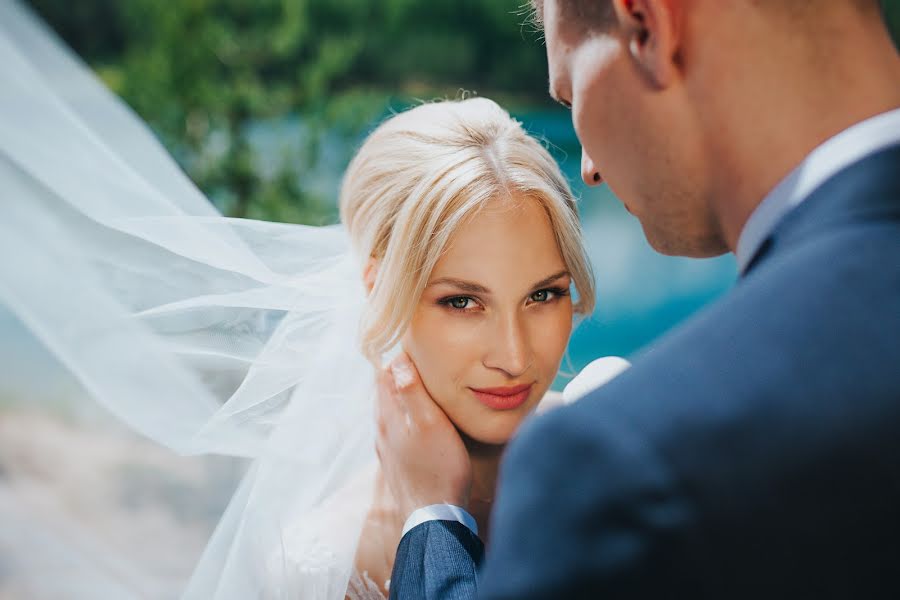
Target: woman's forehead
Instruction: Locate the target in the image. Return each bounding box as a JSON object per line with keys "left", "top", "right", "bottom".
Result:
{"left": 430, "top": 195, "right": 567, "bottom": 288}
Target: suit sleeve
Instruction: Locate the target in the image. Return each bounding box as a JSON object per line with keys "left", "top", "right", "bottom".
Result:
{"left": 388, "top": 519, "right": 484, "bottom": 600}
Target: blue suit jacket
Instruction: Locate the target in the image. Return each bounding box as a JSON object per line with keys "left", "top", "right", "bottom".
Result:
{"left": 389, "top": 145, "right": 900, "bottom": 599}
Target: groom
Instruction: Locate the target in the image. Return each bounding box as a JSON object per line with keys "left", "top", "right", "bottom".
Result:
{"left": 377, "top": 0, "right": 900, "bottom": 598}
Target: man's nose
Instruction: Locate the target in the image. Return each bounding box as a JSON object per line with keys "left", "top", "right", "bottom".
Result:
{"left": 581, "top": 148, "right": 603, "bottom": 187}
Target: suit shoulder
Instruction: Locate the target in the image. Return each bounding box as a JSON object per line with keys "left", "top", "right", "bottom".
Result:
{"left": 506, "top": 400, "right": 692, "bottom": 538}
{"left": 486, "top": 395, "right": 701, "bottom": 596}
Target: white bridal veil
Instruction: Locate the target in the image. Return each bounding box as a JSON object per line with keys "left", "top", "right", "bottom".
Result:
{"left": 0, "top": 0, "right": 380, "bottom": 597}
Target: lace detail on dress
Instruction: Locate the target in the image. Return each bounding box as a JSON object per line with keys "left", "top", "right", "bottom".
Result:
{"left": 268, "top": 461, "right": 380, "bottom": 599}
{"left": 271, "top": 537, "right": 351, "bottom": 599}
{"left": 346, "top": 570, "right": 388, "bottom": 600}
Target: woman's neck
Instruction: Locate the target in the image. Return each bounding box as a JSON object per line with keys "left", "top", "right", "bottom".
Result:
{"left": 372, "top": 434, "right": 506, "bottom": 543}
{"left": 463, "top": 434, "right": 505, "bottom": 542}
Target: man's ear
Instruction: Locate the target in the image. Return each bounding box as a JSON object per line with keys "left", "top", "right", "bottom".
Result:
{"left": 612, "top": 0, "right": 680, "bottom": 88}
{"left": 363, "top": 257, "right": 379, "bottom": 294}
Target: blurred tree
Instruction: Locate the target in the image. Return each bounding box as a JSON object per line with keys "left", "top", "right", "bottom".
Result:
{"left": 25, "top": 0, "right": 549, "bottom": 224}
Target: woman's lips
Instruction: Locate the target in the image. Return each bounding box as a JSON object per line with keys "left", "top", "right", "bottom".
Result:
{"left": 469, "top": 383, "right": 534, "bottom": 411}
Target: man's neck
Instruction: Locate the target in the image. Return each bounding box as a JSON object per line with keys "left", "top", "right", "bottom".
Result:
{"left": 706, "top": 11, "right": 900, "bottom": 253}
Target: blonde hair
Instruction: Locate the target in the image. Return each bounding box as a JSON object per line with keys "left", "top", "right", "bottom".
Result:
{"left": 339, "top": 97, "right": 595, "bottom": 362}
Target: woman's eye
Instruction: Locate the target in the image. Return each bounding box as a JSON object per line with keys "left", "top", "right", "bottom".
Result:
{"left": 529, "top": 287, "right": 570, "bottom": 304}
{"left": 447, "top": 296, "right": 474, "bottom": 310}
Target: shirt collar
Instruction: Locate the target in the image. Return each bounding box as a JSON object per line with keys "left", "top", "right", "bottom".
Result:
{"left": 736, "top": 107, "right": 900, "bottom": 273}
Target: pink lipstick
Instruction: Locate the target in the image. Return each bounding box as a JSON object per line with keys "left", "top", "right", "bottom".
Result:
{"left": 469, "top": 383, "right": 533, "bottom": 411}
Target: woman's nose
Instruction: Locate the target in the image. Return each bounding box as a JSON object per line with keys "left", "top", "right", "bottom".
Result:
{"left": 483, "top": 315, "right": 531, "bottom": 379}
{"left": 581, "top": 147, "right": 603, "bottom": 187}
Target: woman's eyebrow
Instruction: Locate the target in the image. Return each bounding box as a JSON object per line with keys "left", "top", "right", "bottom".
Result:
{"left": 427, "top": 270, "right": 570, "bottom": 295}
{"left": 530, "top": 270, "right": 570, "bottom": 290}
{"left": 427, "top": 277, "right": 491, "bottom": 294}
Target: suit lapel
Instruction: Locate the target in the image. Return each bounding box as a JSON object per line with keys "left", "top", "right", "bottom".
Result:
{"left": 743, "top": 144, "right": 900, "bottom": 276}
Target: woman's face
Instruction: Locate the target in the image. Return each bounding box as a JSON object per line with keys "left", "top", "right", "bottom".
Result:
{"left": 403, "top": 194, "right": 574, "bottom": 445}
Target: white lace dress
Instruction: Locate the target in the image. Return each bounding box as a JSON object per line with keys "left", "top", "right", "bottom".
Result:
{"left": 346, "top": 570, "right": 388, "bottom": 600}
{"left": 274, "top": 461, "right": 392, "bottom": 599}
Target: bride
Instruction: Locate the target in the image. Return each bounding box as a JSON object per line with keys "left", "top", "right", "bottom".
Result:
{"left": 336, "top": 97, "right": 595, "bottom": 597}
{"left": 0, "top": 1, "right": 594, "bottom": 598}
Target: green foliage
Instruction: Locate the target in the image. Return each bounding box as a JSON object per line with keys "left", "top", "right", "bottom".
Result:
{"left": 26, "top": 0, "right": 548, "bottom": 224}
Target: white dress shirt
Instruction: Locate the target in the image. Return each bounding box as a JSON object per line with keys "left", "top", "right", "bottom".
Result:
{"left": 401, "top": 503, "right": 479, "bottom": 537}
{"left": 404, "top": 107, "right": 900, "bottom": 541}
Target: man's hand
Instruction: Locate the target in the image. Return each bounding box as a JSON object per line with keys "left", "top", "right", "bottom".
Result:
{"left": 375, "top": 352, "right": 472, "bottom": 522}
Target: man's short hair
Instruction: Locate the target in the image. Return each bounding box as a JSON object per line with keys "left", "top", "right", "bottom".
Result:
{"left": 531, "top": 0, "right": 882, "bottom": 31}
{"left": 530, "top": 0, "right": 616, "bottom": 32}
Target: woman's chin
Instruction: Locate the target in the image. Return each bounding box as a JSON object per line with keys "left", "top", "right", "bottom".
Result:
{"left": 456, "top": 420, "right": 519, "bottom": 447}
{"left": 443, "top": 396, "right": 539, "bottom": 447}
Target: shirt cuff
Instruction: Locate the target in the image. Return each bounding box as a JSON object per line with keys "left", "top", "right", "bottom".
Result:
{"left": 401, "top": 504, "right": 479, "bottom": 538}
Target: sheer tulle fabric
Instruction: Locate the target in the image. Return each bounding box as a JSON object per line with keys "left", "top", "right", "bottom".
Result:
{"left": 0, "top": 1, "right": 379, "bottom": 596}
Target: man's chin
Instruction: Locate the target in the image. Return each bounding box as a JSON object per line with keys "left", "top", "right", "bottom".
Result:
{"left": 642, "top": 224, "right": 729, "bottom": 258}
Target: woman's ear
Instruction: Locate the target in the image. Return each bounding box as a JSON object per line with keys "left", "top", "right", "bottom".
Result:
{"left": 612, "top": 0, "right": 681, "bottom": 88}
{"left": 362, "top": 257, "right": 379, "bottom": 294}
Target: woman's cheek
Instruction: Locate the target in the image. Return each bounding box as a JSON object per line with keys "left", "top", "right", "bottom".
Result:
{"left": 405, "top": 310, "right": 484, "bottom": 400}
{"left": 532, "top": 303, "right": 574, "bottom": 373}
